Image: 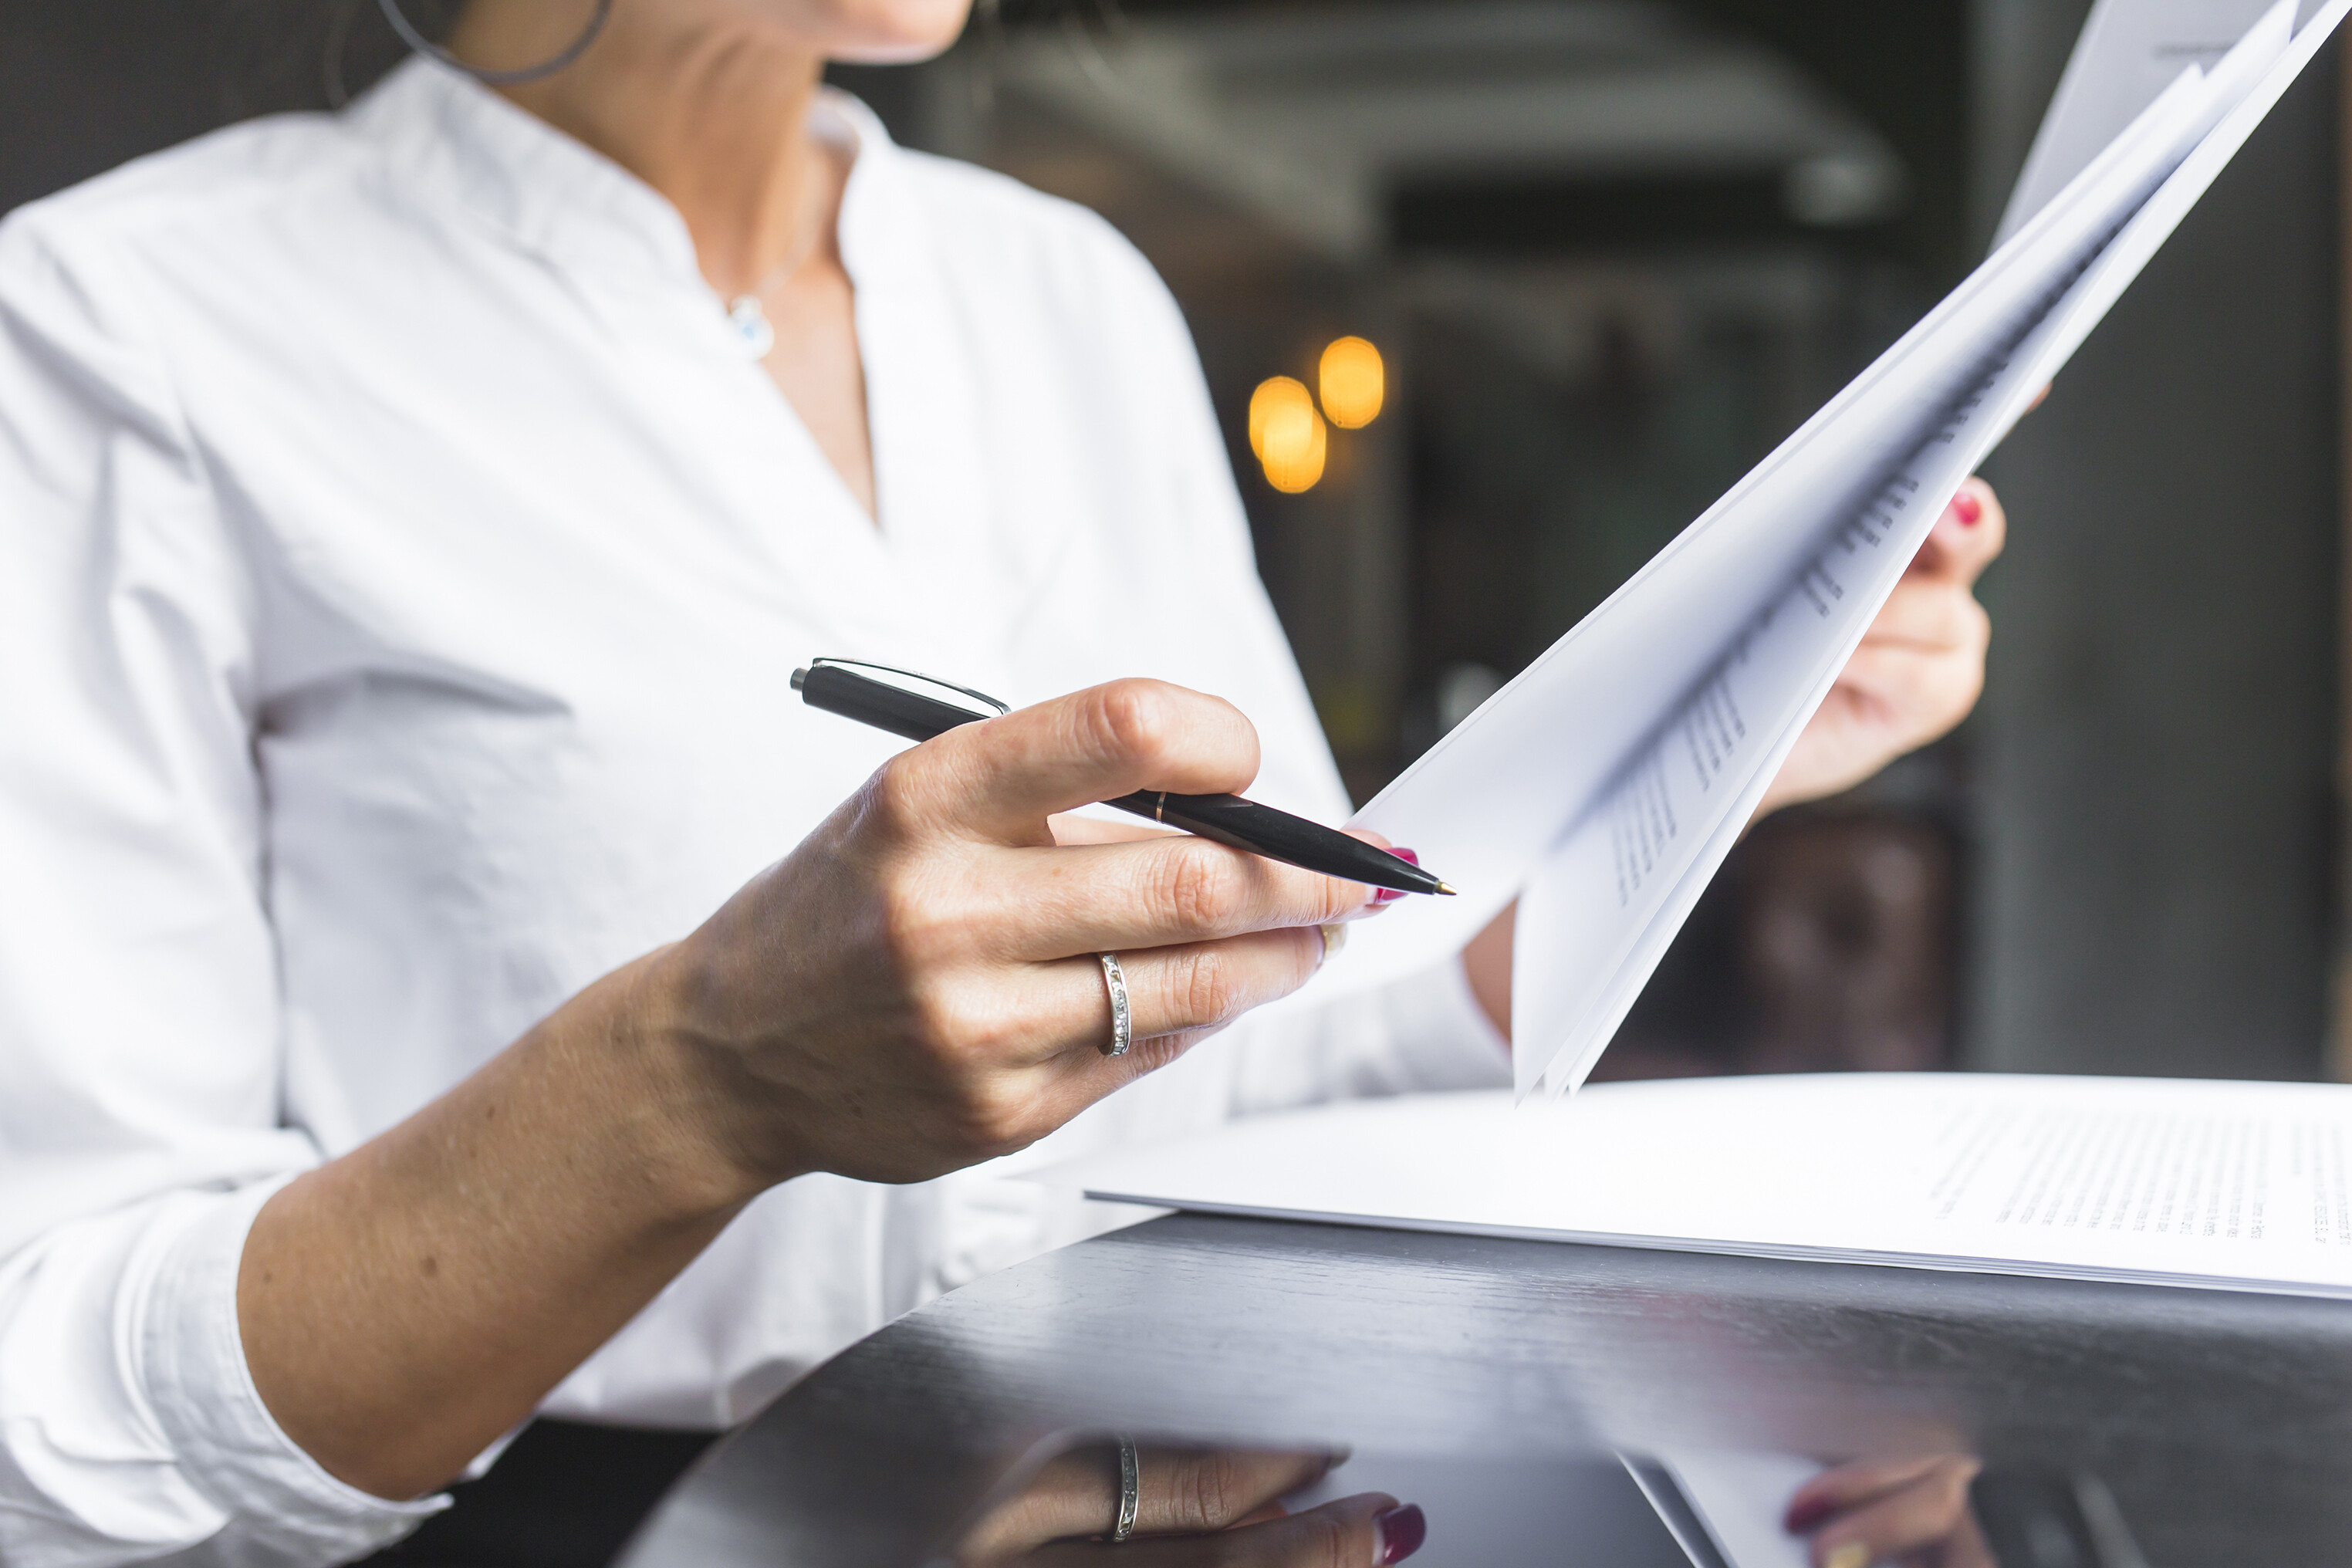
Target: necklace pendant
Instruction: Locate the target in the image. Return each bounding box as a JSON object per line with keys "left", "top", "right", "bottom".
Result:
{"left": 727, "top": 296, "right": 776, "bottom": 360}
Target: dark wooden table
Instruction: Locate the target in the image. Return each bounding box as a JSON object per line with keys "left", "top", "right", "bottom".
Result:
{"left": 614, "top": 1212, "right": 2352, "bottom": 1566}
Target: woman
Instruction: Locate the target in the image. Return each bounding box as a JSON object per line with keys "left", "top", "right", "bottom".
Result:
{"left": 0, "top": 0, "right": 2005, "bottom": 1562}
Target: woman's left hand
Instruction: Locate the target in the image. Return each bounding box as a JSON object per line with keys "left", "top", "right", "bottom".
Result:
{"left": 1460, "top": 478, "right": 2006, "bottom": 1037}
{"left": 1756, "top": 476, "right": 2006, "bottom": 815}
{"left": 1785, "top": 1455, "right": 1994, "bottom": 1568}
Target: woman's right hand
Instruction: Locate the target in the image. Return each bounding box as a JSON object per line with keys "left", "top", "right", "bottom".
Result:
{"left": 640, "top": 678, "right": 1384, "bottom": 1195}
{"left": 242, "top": 678, "right": 1379, "bottom": 1502}
{"left": 952, "top": 1443, "right": 1424, "bottom": 1566}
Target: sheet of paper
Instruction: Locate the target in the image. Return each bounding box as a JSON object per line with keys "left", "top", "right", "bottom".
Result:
{"left": 1043, "top": 1074, "right": 2352, "bottom": 1298}
{"left": 1512, "top": 337, "right": 2054, "bottom": 1096}
{"left": 1320, "top": 1, "right": 2344, "bottom": 1098}
{"left": 1516, "top": 0, "right": 2337, "bottom": 1097}
{"left": 1997, "top": 0, "right": 2297, "bottom": 244}
{"left": 1341, "top": 42, "right": 2232, "bottom": 955}
{"left": 1626, "top": 1451, "right": 1820, "bottom": 1568}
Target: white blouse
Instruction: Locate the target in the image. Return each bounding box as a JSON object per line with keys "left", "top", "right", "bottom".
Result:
{"left": 0, "top": 58, "right": 1505, "bottom": 1568}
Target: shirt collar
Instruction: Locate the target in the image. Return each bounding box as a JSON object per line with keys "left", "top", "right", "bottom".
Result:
{"left": 348, "top": 56, "right": 907, "bottom": 298}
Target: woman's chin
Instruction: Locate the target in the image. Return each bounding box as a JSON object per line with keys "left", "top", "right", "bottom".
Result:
{"left": 787, "top": 0, "right": 974, "bottom": 64}
{"left": 827, "top": 33, "right": 965, "bottom": 65}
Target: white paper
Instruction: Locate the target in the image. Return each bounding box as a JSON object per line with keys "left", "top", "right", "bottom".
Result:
{"left": 1323, "top": 1, "right": 2343, "bottom": 1099}
{"left": 1523, "top": 0, "right": 2317, "bottom": 1097}
{"left": 1626, "top": 1451, "right": 1820, "bottom": 1568}
{"left": 1997, "top": 0, "right": 2298, "bottom": 244}
{"left": 1046, "top": 1074, "right": 2352, "bottom": 1298}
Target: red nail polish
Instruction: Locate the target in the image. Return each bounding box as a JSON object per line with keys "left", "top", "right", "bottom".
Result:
{"left": 1784, "top": 1495, "right": 1834, "bottom": 1532}
{"left": 1952, "top": 491, "right": 1982, "bottom": 525}
{"left": 1374, "top": 1503, "right": 1426, "bottom": 1563}
{"left": 1391, "top": 847, "right": 1421, "bottom": 865}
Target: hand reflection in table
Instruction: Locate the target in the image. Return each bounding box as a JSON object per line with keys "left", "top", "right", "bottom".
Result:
{"left": 1784, "top": 1453, "right": 2148, "bottom": 1568}
{"left": 946, "top": 1438, "right": 2141, "bottom": 1568}
{"left": 949, "top": 1442, "right": 1424, "bottom": 1566}
{"left": 1785, "top": 1455, "right": 1993, "bottom": 1568}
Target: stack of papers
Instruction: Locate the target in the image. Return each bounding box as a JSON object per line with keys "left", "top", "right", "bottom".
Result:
{"left": 1050, "top": 1074, "right": 2352, "bottom": 1298}
{"left": 1322, "top": 0, "right": 2349, "bottom": 1097}
{"left": 1998, "top": 0, "right": 2303, "bottom": 244}
{"left": 1625, "top": 1451, "right": 1820, "bottom": 1568}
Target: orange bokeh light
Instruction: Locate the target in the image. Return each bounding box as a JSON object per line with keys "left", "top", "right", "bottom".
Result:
{"left": 1251, "top": 374, "right": 1326, "bottom": 492}
{"left": 1249, "top": 376, "right": 1314, "bottom": 460}
{"left": 1318, "top": 336, "right": 1384, "bottom": 428}
{"left": 1260, "top": 404, "right": 1326, "bottom": 493}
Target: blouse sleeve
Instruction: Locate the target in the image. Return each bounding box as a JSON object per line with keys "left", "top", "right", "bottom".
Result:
{"left": 0, "top": 209, "right": 442, "bottom": 1566}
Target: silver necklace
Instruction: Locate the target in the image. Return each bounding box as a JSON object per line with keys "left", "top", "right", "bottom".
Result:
{"left": 725, "top": 208, "right": 829, "bottom": 360}
{"left": 726, "top": 283, "right": 786, "bottom": 360}
{"left": 723, "top": 130, "right": 850, "bottom": 360}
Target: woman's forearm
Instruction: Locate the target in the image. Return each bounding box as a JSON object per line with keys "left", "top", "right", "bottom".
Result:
{"left": 233, "top": 681, "right": 1383, "bottom": 1502}
{"left": 236, "top": 948, "right": 758, "bottom": 1502}
{"left": 1461, "top": 904, "right": 1514, "bottom": 1041}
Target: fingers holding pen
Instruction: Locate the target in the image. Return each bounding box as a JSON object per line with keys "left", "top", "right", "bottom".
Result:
{"left": 904, "top": 926, "right": 1335, "bottom": 1148}
{"left": 650, "top": 675, "right": 1384, "bottom": 1192}
{"left": 1056, "top": 925, "right": 1330, "bottom": 1064}
{"left": 856, "top": 826, "right": 1378, "bottom": 995}
{"left": 849, "top": 678, "right": 1384, "bottom": 964}
{"left": 909, "top": 680, "right": 1266, "bottom": 844}
{"left": 989, "top": 833, "right": 1382, "bottom": 961}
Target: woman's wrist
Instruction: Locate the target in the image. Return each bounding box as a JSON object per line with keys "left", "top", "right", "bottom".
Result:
{"left": 572, "top": 943, "right": 804, "bottom": 1222}
{"left": 238, "top": 949, "right": 770, "bottom": 1500}
{"left": 1460, "top": 905, "right": 1513, "bottom": 1043}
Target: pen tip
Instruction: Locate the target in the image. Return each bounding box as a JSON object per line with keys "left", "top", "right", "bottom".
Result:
{"left": 1435, "top": 882, "right": 1458, "bottom": 897}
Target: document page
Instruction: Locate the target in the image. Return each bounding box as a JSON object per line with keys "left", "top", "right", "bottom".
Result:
{"left": 1998, "top": 0, "right": 2296, "bottom": 242}
{"left": 1625, "top": 1451, "right": 1818, "bottom": 1568}
{"left": 1512, "top": 345, "right": 2047, "bottom": 1096}
{"left": 1043, "top": 1075, "right": 2352, "bottom": 1299}
{"left": 1319, "top": 0, "right": 2347, "bottom": 1099}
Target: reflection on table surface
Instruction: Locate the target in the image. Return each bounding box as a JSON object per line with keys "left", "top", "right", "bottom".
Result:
{"left": 617, "top": 1215, "right": 2352, "bottom": 1567}
{"left": 944, "top": 1438, "right": 2144, "bottom": 1568}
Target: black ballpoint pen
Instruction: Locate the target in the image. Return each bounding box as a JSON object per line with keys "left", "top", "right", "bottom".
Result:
{"left": 790, "top": 658, "right": 1456, "bottom": 897}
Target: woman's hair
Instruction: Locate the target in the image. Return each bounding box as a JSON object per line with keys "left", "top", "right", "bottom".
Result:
{"left": 211, "top": 0, "right": 460, "bottom": 116}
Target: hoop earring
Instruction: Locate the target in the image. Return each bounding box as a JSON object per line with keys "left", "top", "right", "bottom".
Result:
{"left": 377, "top": 0, "right": 616, "bottom": 86}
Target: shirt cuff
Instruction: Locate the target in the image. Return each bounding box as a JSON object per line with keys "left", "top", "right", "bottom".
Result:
{"left": 1373, "top": 951, "right": 1515, "bottom": 1093}
{"left": 140, "top": 1178, "right": 448, "bottom": 1566}
{"left": 1227, "top": 948, "right": 1512, "bottom": 1114}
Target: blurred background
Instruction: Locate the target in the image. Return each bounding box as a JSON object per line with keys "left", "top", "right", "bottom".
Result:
{"left": 3, "top": 0, "right": 2340, "bottom": 1085}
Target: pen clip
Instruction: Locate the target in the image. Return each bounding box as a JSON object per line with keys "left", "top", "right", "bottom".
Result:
{"left": 797, "top": 657, "right": 1011, "bottom": 719}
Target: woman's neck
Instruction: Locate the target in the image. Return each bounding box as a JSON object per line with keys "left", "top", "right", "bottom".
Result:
{"left": 448, "top": 0, "right": 840, "bottom": 298}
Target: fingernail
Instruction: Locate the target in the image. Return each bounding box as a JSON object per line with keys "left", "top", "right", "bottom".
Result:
{"left": 1318, "top": 923, "right": 1347, "bottom": 965}
{"left": 1374, "top": 1502, "right": 1426, "bottom": 1563}
{"left": 1783, "top": 1495, "right": 1833, "bottom": 1532}
{"left": 1374, "top": 887, "right": 1405, "bottom": 905}
{"left": 1823, "top": 1543, "right": 1869, "bottom": 1568}
{"left": 1391, "top": 847, "right": 1421, "bottom": 865}
{"left": 1950, "top": 490, "right": 1982, "bottom": 525}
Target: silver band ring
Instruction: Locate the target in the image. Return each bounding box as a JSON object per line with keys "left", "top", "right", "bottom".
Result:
{"left": 1112, "top": 1435, "right": 1141, "bottom": 1542}
{"left": 1097, "top": 953, "right": 1134, "bottom": 1057}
